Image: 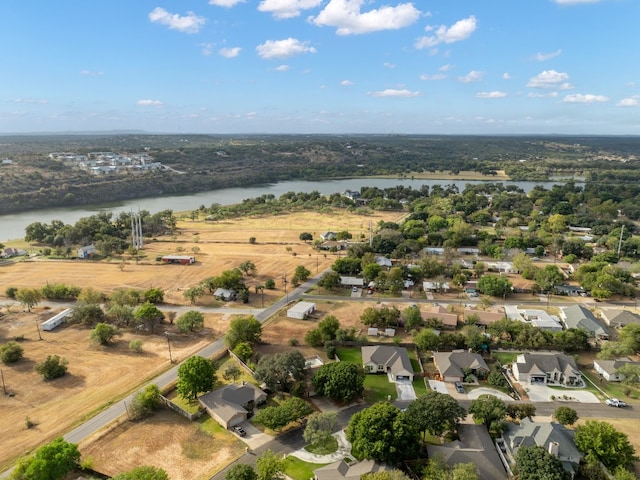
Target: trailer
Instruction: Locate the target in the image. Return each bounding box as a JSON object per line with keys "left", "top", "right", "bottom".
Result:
{"left": 161, "top": 255, "right": 195, "bottom": 265}
{"left": 41, "top": 308, "right": 72, "bottom": 331}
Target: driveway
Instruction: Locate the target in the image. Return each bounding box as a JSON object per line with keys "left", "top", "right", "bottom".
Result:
{"left": 237, "top": 421, "right": 272, "bottom": 450}
{"left": 525, "top": 384, "right": 600, "bottom": 403}
{"left": 428, "top": 380, "right": 449, "bottom": 395}
{"left": 466, "top": 387, "right": 514, "bottom": 402}
{"left": 395, "top": 380, "right": 417, "bottom": 401}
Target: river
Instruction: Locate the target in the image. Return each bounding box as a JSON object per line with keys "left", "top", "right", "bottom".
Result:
{"left": 0, "top": 178, "right": 567, "bottom": 241}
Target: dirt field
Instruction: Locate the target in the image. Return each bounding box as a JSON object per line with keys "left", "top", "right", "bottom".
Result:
{"left": 81, "top": 410, "right": 245, "bottom": 480}
{"left": 0, "top": 210, "right": 404, "bottom": 306}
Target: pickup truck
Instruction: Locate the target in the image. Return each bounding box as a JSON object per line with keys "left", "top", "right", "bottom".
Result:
{"left": 605, "top": 398, "right": 627, "bottom": 408}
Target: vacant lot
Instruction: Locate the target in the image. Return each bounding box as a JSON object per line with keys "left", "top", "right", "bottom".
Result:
{"left": 0, "top": 210, "right": 403, "bottom": 306}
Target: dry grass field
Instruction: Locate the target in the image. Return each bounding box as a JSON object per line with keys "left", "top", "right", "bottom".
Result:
{"left": 0, "top": 210, "right": 403, "bottom": 471}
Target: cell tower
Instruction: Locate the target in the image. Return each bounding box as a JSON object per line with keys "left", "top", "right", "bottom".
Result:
{"left": 131, "top": 209, "right": 144, "bottom": 250}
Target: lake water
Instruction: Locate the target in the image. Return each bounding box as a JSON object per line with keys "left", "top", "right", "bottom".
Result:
{"left": 0, "top": 177, "right": 567, "bottom": 241}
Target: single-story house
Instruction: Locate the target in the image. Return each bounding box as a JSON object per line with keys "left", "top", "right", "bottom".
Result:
{"left": 457, "top": 248, "right": 481, "bottom": 255}
{"left": 213, "top": 288, "right": 237, "bottom": 301}
{"left": 502, "top": 418, "right": 582, "bottom": 478}
{"left": 319, "top": 240, "right": 349, "bottom": 251}
{"left": 424, "top": 247, "right": 444, "bottom": 255}
{"left": 362, "top": 345, "right": 414, "bottom": 382}
{"left": 198, "top": 382, "right": 267, "bottom": 429}
{"left": 77, "top": 245, "right": 96, "bottom": 259}
{"left": 314, "top": 459, "right": 389, "bottom": 480}
{"left": 432, "top": 350, "right": 489, "bottom": 383}
{"left": 421, "top": 305, "right": 458, "bottom": 328}
{"left": 340, "top": 276, "right": 364, "bottom": 287}
{"left": 503, "top": 306, "right": 563, "bottom": 332}
{"left": 2, "top": 247, "right": 27, "bottom": 258}
{"left": 486, "top": 261, "right": 518, "bottom": 274}
{"left": 599, "top": 309, "right": 640, "bottom": 328}
{"left": 512, "top": 352, "right": 582, "bottom": 386}
{"left": 559, "top": 305, "right": 608, "bottom": 339}
{"left": 593, "top": 357, "right": 639, "bottom": 382}
{"left": 555, "top": 284, "right": 586, "bottom": 296}
{"left": 427, "top": 424, "right": 508, "bottom": 480}
{"left": 375, "top": 256, "right": 393, "bottom": 268}
{"left": 320, "top": 231, "right": 337, "bottom": 241}
{"left": 423, "top": 281, "right": 450, "bottom": 292}
{"left": 464, "top": 308, "right": 504, "bottom": 326}
{"left": 287, "top": 301, "right": 316, "bottom": 319}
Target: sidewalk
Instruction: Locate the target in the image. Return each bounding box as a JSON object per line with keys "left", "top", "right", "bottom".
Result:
{"left": 288, "top": 430, "right": 352, "bottom": 463}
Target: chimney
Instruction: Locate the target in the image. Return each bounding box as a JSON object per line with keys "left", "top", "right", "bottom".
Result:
{"left": 548, "top": 441, "right": 560, "bottom": 457}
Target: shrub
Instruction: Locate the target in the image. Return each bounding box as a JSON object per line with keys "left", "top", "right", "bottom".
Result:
{"left": 128, "top": 384, "right": 161, "bottom": 420}
{"left": 325, "top": 342, "right": 336, "bottom": 360}
{"left": 129, "top": 339, "right": 143, "bottom": 353}
{"left": 35, "top": 355, "right": 68, "bottom": 380}
{"left": 5, "top": 286, "right": 18, "bottom": 299}
{"left": 0, "top": 341, "right": 24, "bottom": 363}
{"left": 264, "top": 278, "right": 275, "bottom": 289}
{"left": 289, "top": 338, "right": 299, "bottom": 346}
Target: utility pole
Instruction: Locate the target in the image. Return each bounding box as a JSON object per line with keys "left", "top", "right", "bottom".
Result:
{"left": 282, "top": 274, "right": 288, "bottom": 304}
{"left": 35, "top": 319, "right": 42, "bottom": 340}
{"left": 1, "top": 369, "right": 7, "bottom": 395}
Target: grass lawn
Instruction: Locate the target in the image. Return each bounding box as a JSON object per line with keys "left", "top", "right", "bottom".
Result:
{"left": 216, "top": 355, "right": 257, "bottom": 386}
{"left": 582, "top": 370, "right": 639, "bottom": 401}
{"left": 493, "top": 352, "right": 520, "bottom": 366}
{"left": 336, "top": 347, "right": 362, "bottom": 364}
{"left": 283, "top": 456, "right": 329, "bottom": 480}
{"left": 168, "top": 392, "right": 201, "bottom": 414}
{"left": 364, "top": 374, "right": 397, "bottom": 403}
{"left": 413, "top": 378, "right": 428, "bottom": 396}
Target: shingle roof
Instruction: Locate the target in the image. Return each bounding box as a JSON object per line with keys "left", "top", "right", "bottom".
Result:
{"left": 314, "top": 459, "right": 389, "bottom": 480}
{"left": 515, "top": 352, "right": 579, "bottom": 379}
{"left": 560, "top": 305, "right": 607, "bottom": 337}
{"left": 198, "top": 383, "right": 265, "bottom": 424}
{"left": 361, "top": 345, "right": 413, "bottom": 377}
{"left": 433, "top": 351, "right": 489, "bottom": 378}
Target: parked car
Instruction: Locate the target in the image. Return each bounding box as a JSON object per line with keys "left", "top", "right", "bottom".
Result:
{"left": 352, "top": 287, "right": 359, "bottom": 292}
{"left": 605, "top": 398, "right": 627, "bottom": 407}
{"left": 454, "top": 381, "right": 465, "bottom": 394}
{"left": 232, "top": 425, "right": 247, "bottom": 436}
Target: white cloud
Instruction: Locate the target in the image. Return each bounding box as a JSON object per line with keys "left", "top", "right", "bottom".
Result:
{"left": 220, "top": 47, "right": 241, "bottom": 58}
{"left": 80, "top": 70, "right": 104, "bottom": 76}
{"left": 383, "top": 62, "right": 396, "bottom": 69}
{"left": 502, "top": 72, "right": 511, "bottom": 80}
{"left": 533, "top": 49, "right": 562, "bottom": 61}
{"left": 256, "top": 38, "right": 316, "bottom": 59}
{"left": 415, "top": 15, "right": 477, "bottom": 49}
{"left": 310, "top": 0, "right": 421, "bottom": 35}
{"left": 209, "top": 0, "right": 245, "bottom": 6}
{"left": 136, "top": 99, "right": 163, "bottom": 107}
{"left": 526, "top": 69, "right": 570, "bottom": 88}
{"left": 553, "top": 0, "right": 601, "bottom": 4}
{"left": 341, "top": 80, "right": 354, "bottom": 86}
{"left": 618, "top": 97, "right": 640, "bottom": 107}
{"left": 439, "top": 64, "right": 454, "bottom": 72}
{"left": 148, "top": 7, "right": 206, "bottom": 34}
{"left": 563, "top": 93, "right": 609, "bottom": 103}
{"left": 12, "top": 98, "right": 48, "bottom": 104}
{"left": 201, "top": 43, "right": 215, "bottom": 56}
{"left": 259, "top": 0, "right": 322, "bottom": 19}
{"left": 419, "top": 73, "right": 446, "bottom": 81}
{"left": 368, "top": 89, "right": 421, "bottom": 97}
{"left": 559, "top": 82, "right": 574, "bottom": 90}
{"left": 476, "top": 91, "right": 507, "bottom": 98}
{"left": 528, "top": 91, "right": 559, "bottom": 98}
{"left": 274, "top": 64, "right": 290, "bottom": 71}
{"left": 458, "top": 70, "right": 485, "bottom": 83}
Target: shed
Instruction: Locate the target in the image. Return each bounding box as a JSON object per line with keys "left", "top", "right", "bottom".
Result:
{"left": 77, "top": 245, "right": 96, "bottom": 259}
{"left": 214, "top": 288, "right": 237, "bottom": 301}
{"left": 287, "top": 301, "right": 316, "bottom": 319}
{"left": 340, "top": 276, "right": 364, "bottom": 287}
{"left": 42, "top": 308, "right": 72, "bottom": 331}
{"left": 367, "top": 328, "right": 379, "bottom": 336}
{"left": 161, "top": 255, "right": 195, "bottom": 265}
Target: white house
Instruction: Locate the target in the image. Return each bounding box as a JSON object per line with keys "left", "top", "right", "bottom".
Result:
{"left": 512, "top": 352, "right": 582, "bottom": 386}
{"left": 593, "top": 357, "right": 639, "bottom": 382}
{"left": 77, "top": 245, "right": 96, "bottom": 259}
{"left": 287, "top": 301, "right": 316, "bottom": 319}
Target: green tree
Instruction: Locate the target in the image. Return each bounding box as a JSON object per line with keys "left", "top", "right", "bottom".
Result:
{"left": 299, "top": 232, "right": 313, "bottom": 243}
{"left": 254, "top": 397, "right": 313, "bottom": 431}
{"left": 226, "top": 464, "right": 258, "bottom": 480}
{"left": 232, "top": 342, "right": 254, "bottom": 362}
{"left": 223, "top": 363, "right": 243, "bottom": 382}
{"left": 71, "top": 303, "right": 105, "bottom": 325}
{"left": 239, "top": 260, "right": 257, "bottom": 276}
{"left": 15, "top": 288, "right": 42, "bottom": 312}
{"left": 176, "top": 355, "right": 217, "bottom": 400}
{"left": 10, "top": 437, "right": 80, "bottom": 480}
{"left": 128, "top": 384, "right": 161, "bottom": 421}
{"left": 294, "top": 265, "right": 312, "bottom": 282}
{"left": 303, "top": 411, "right": 338, "bottom": 447}
{"left": 318, "top": 315, "right": 340, "bottom": 342}
{"left": 477, "top": 275, "right": 512, "bottom": 297}
{"left": 414, "top": 328, "right": 441, "bottom": 351}
{"left": 143, "top": 287, "right": 165, "bottom": 304}
{"left": 111, "top": 466, "right": 169, "bottom": 480}
{"left": 362, "top": 471, "right": 412, "bottom": 480}
{"left": 317, "top": 271, "right": 341, "bottom": 290}
{"left": 77, "top": 287, "right": 105, "bottom": 305}
{"left": 176, "top": 311, "right": 205, "bottom": 333}
{"left": 304, "top": 328, "right": 323, "bottom": 347}
{"left": 554, "top": 406, "right": 578, "bottom": 426}
{"left": 256, "top": 449, "right": 284, "bottom": 480}
{"left": 134, "top": 302, "right": 164, "bottom": 333}
{"left": 226, "top": 316, "right": 262, "bottom": 350}
{"left": 183, "top": 285, "right": 205, "bottom": 305}
{"left": 535, "top": 265, "right": 564, "bottom": 293}
{"left": 312, "top": 362, "right": 365, "bottom": 403}
{"left": 108, "top": 303, "right": 135, "bottom": 327}
{"left": 0, "top": 341, "right": 24, "bottom": 363}
{"left": 574, "top": 420, "right": 638, "bottom": 470}
{"left": 515, "top": 446, "right": 570, "bottom": 480}
{"left": 34, "top": 355, "right": 68, "bottom": 380}
{"left": 255, "top": 350, "right": 306, "bottom": 393}
{"left": 346, "top": 402, "right": 419, "bottom": 465}
{"left": 90, "top": 322, "right": 120, "bottom": 346}
{"left": 405, "top": 391, "right": 466, "bottom": 440}
{"left": 402, "top": 305, "right": 423, "bottom": 331}
{"left": 468, "top": 396, "right": 507, "bottom": 432}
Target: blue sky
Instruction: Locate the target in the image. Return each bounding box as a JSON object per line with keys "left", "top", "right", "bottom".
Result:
{"left": 2, "top": 0, "right": 639, "bottom": 135}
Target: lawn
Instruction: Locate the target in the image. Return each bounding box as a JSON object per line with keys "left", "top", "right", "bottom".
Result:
{"left": 582, "top": 369, "right": 639, "bottom": 402}
{"left": 493, "top": 352, "right": 520, "bottom": 366}
{"left": 283, "top": 456, "right": 329, "bottom": 480}
{"left": 336, "top": 348, "right": 362, "bottom": 364}
{"left": 306, "top": 436, "right": 338, "bottom": 455}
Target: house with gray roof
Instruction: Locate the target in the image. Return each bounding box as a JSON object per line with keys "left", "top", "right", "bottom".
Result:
{"left": 512, "top": 352, "right": 582, "bottom": 386}
{"left": 362, "top": 345, "right": 414, "bottom": 382}
{"left": 432, "top": 350, "right": 489, "bottom": 383}
{"left": 198, "top": 382, "right": 266, "bottom": 429}
{"left": 599, "top": 309, "right": 640, "bottom": 329}
{"left": 593, "top": 357, "right": 640, "bottom": 382}
{"left": 314, "top": 459, "right": 389, "bottom": 480}
{"left": 427, "top": 424, "right": 507, "bottom": 480}
{"left": 502, "top": 418, "right": 582, "bottom": 478}
{"left": 559, "top": 305, "right": 608, "bottom": 339}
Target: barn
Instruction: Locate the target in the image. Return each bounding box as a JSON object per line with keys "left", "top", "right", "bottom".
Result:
{"left": 287, "top": 302, "right": 316, "bottom": 319}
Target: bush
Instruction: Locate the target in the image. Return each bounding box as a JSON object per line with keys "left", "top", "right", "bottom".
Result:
{"left": 288, "top": 338, "right": 299, "bottom": 346}
{"left": 325, "top": 342, "right": 336, "bottom": 360}
{"left": 129, "top": 339, "right": 143, "bottom": 353}
{"left": 0, "top": 341, "right": 24, "bottom": 363}
{"left": 35, "top": 355, "right": 68, "bottom": 380}
{"left": 5, "top": 286, "right": 18, "bottom": 299}
{"left": 304, "top": 329, "right": 323, "bottom": 347}
{"left": 128, "top": 384, "right": 161, "bottom": 420}
{"left": 265, "top": 278, "right": 275, "bottom": 289}
{"left": 90, "top": 323, "right": 119, "bottom": 346}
